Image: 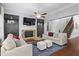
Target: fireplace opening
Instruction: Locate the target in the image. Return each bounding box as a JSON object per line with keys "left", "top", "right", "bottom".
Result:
{"left": 25, "top": 31, "right": 33, "bottom": 37}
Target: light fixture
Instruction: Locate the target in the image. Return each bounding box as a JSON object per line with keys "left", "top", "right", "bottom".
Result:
{"left": 7, "top": 20, "right": 15, "bottom": 24}
{"left": 33, "top": 1, "right": 47, "bottom": 19}
{"left": 36, "top": 13, "right": 41, "bottom": 18}
{"left": 7, "top": 16, "right": 15, "bottom": 24}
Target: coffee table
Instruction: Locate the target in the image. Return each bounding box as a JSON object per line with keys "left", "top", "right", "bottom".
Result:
{"left": 25, "top": 37, "right": 45, "bottom": 45}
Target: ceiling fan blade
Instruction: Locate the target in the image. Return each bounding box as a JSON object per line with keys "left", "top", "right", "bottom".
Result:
{"left": 41, "top": 13, "right": 47, "bottom": 15}
{"left": 41, "top": 16, "right": 45, "bottom": 18}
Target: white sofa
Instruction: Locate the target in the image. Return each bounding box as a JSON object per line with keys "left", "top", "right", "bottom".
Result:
{"left": 53, "top": 33, "right": 67, "bottom": 45}
{"left": 42, "top": 33, "right": 67, "bottom": 45}
{"left": 1, "top": 34, "right": 32, "bottom": 56}
{"left": 1, "top": 44, "right": 32, "bottom": 56}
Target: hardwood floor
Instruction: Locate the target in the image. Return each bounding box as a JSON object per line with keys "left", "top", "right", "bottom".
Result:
{"left": 52, "top": 36, "right": 79, "bottom": 56}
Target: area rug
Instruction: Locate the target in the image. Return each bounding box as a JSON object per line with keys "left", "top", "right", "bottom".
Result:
{"left": 33, "top": 43, "right": 66, "bottom": 56}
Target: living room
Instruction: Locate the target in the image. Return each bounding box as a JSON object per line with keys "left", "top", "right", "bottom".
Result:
{"left": 0, "top": 3, "right": 79, "bottom": 56}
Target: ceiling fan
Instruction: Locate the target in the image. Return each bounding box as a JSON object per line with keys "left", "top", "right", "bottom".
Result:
{"left": 33, "top": 3, "right": 47, "bottom": 19}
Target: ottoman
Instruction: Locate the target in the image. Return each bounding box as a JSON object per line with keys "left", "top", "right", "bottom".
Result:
{"left": 44, "top": 40, "right": 52, "bottom": 47}
{"left": 37, "top": 41, "right": 46, "bottom": 50}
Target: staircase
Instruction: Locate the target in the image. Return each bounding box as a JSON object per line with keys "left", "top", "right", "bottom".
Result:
{"left": 63, "top": 17, "right": 74, "bottom": 38}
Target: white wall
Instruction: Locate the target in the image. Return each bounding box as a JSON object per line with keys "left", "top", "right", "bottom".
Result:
{"left": 56, "top": 17, "right": 71, "bottom": 33}
{"left": 44, "top": 20, "right": 47, "bottom": 35}
{"left": 0, "top": 6, "right": 4, "bottom": 41}
{"left": 70, "top": 15, "right": 79, "bottom": 38}
{"left": 49, "top": 20, "right": 59, "bottom": 33}
{"left": 44, "top": 17, "right": 71, "bottom": 34}
{"left": 73, "top": 15, "right": 79, "bottom": 29}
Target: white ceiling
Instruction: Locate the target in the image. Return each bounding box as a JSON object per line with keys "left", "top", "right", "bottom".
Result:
{"left": 2, "top": 3, "right": 79, "bottom": 20}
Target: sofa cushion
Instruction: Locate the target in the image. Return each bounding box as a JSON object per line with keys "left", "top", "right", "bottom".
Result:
{"left": 2, "top": 37, "right": 16, "bottom": 51}
{"left": 13, "top": 38, "right": 26, "bottom": 47}
{"left": 53, "top": 32, "right": 58, "bottom": 38}
{"left": 13, "top": 38, "right": 21, "bottom": 47}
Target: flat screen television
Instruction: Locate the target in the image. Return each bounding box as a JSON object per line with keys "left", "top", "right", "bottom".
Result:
{"left": 23, "top": 17, "right": 35, "bottom": 25}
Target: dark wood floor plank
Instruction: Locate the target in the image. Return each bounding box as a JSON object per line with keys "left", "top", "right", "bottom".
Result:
{"left": 52, "top": 36, "right": 79, "bottom": 56}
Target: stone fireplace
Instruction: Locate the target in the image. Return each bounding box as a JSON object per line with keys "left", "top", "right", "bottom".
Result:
{"left": 22, "top": 29, "right": 36, "bottom": 39}
{"left": 25, "top": 31, "right": 33, "bottom": 37}
{"left": 21, "top": 28, "right": 43, "bottom": 41}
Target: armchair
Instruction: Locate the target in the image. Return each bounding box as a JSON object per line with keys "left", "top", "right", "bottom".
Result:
{"left": 42, "top": 33, "right": 67, "bottom": 45}
{"left": 53, "top": 33, "right": 67, "bottom": 45}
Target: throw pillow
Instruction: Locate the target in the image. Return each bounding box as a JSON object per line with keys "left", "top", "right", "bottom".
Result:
{"left": 13, "top": 35, "right": 20, "bottom": 40}
{"left": 48, "top": 32, "right": 53, "bottom": 36}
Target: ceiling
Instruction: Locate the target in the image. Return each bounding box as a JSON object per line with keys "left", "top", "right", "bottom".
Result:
{"left": 2, "top": 3, "right": 79, "bottom": 20}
